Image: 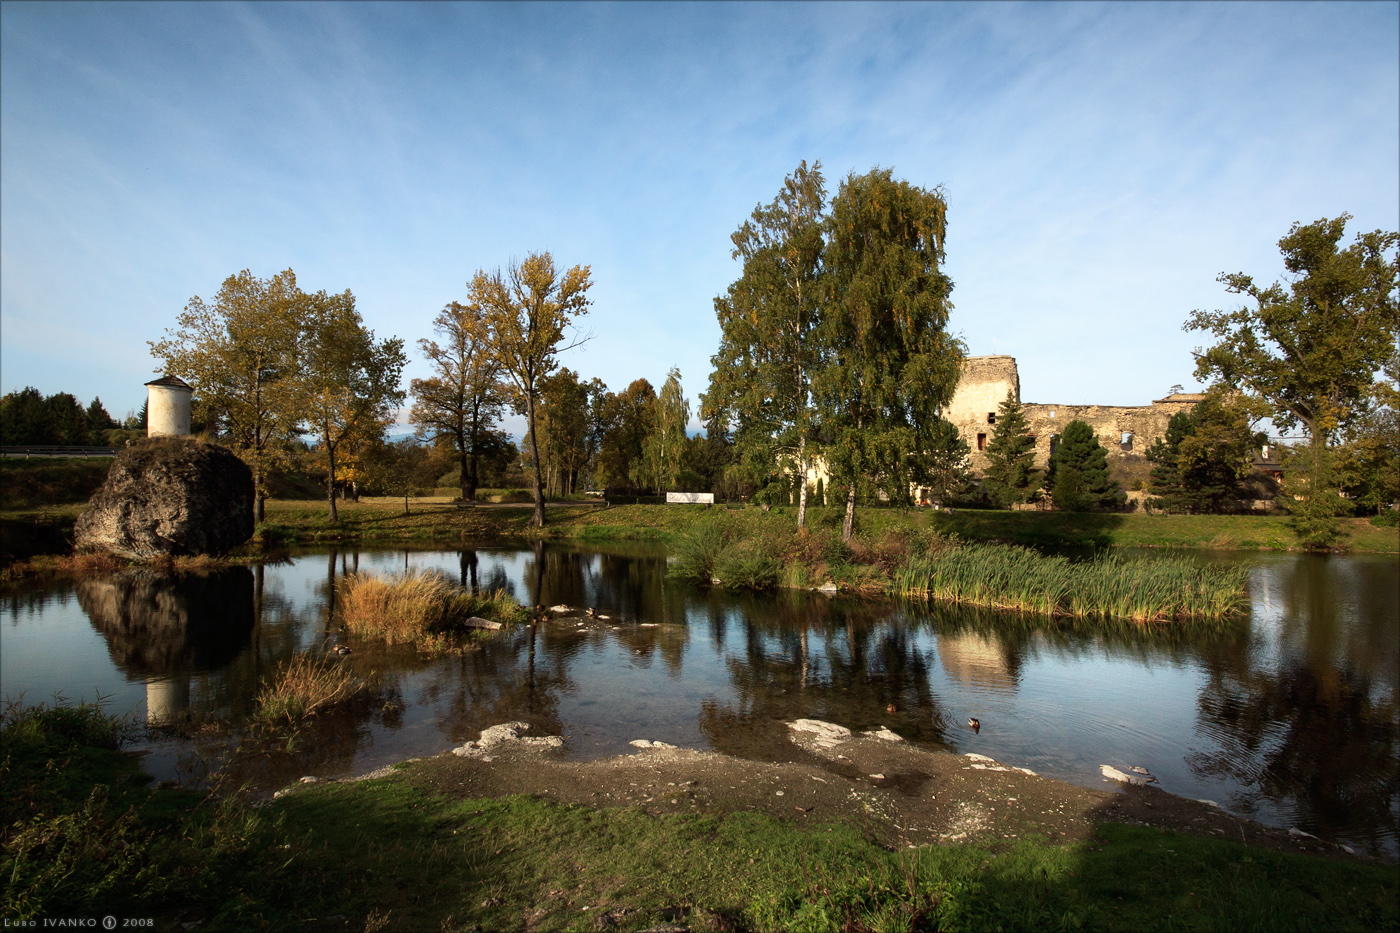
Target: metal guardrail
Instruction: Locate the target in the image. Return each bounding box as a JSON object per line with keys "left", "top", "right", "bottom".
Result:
{"left": 1, "top": 446, "right": 118, "bottom": 458}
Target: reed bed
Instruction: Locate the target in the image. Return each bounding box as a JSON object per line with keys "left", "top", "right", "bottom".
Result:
{"left": 337, "top": 569, "right": 526, "bottom": 653}
{"left": 254, "top": 654, "right": 372, "bottom": 724}
{"left": 895, "top": 543, "right": 1249, "bottom": 622}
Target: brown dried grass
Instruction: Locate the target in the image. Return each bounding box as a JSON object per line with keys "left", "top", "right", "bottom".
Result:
{"left": 337, "top": 569, "right": 525, "bottom": 654}
{"left": 254, "top": 653, "right": 371, "bottom": 724}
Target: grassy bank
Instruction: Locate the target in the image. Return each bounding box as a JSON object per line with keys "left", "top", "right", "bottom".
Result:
{"left": 2, "top": 703, "right": 1395, "bottom": 931}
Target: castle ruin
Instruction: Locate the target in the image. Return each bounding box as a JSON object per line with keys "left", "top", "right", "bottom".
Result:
{"left": 945, "top": 355, "right": 1202, "bottom": 472}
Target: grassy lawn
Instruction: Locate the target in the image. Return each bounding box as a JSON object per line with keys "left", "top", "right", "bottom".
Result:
{"left": 252, "top": 499, "right": 1398, "bottom": 553}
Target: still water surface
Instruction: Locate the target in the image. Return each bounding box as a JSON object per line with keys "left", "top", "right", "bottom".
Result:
{"left": 2, "top": 543, "right": 1396, "bottom": 856}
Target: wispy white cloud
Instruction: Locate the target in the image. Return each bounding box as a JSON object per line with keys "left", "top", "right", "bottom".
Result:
{"left": 1, "top": 0, "right": 1395, "bottom": 418}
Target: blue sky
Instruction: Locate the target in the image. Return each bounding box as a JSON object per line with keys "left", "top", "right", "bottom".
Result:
{"left": 2, "top": 1, "right": 1397, "bottom": 436}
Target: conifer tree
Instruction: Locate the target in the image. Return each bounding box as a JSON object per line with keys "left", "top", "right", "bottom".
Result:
{"left": 981, "top": 391, "right": 1040, "bottom": 507}
{"left": 1145, "top": 411, "right": 1193, "bottom": 512}
{"left": 1045, "top": 420, "right": 1124, "bottom": 512}
{"left": 922, "top": 417, "right": 973, "bottom": 504}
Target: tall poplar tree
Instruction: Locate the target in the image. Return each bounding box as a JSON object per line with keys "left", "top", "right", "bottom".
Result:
{"left": 981, "top": 391, "right": 1040, "bottom": 507}
{"left": 465, "top": 251, "right": 593, "bottom": 527}
{"left": 703, "top": 161, "right": 826, "bottom": 529}
{"left": 816, "top": 167, "right": 961, "bottom": 541}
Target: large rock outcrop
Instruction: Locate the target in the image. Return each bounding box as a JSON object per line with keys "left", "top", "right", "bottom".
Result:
{"left": 75, "top": 438, "right": 253, "bottom": 559}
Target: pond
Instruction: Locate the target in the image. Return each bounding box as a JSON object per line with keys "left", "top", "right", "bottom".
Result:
{"left": 2, "top": 542, "right": 1396, "bottom": 857}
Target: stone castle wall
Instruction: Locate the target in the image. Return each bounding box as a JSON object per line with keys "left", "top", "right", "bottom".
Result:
{"left": 946, "top": 356, "right": 1201, "bottom": 472}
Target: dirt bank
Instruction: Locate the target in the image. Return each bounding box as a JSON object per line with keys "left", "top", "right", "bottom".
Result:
{"left": 298, "top": 718, "right": 1372, "bottom": 865}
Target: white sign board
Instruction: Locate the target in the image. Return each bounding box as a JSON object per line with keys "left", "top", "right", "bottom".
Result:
{"left": 666, "top": 492, "right": 714, "bottom": 504}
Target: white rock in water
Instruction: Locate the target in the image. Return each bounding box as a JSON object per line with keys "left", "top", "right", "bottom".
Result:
{"left": 463, "top": 617, "right": 503, "bottom": 630}
{"left": 299, "top": 776, "right": 320, "bottom": 784}
{"left": 549, "top": 605, "right": 573, "bottom": 614}
{"left": 788, "top": 719, "right": 852, "bottom": 748}
{"left": 478, "top": 722, "right": 531, "bottom": 746}
{"left": 629, "top": 739, "right": 676, "bottom": 749}
{"left": 1196, "top": 799, "right": 1221, "bottom": 808}
{"left": 1288, "top": 827, "right": 1319, "bottom": 840}
{"left": 816, "top": 582, "right": 839, "bottom": 595}
{"left": 1100, "top": 764, "right": 1152, "bottom": 786}
{"left": 963, "top": 753, "right": 997, "bottom": 764}
{"left": 1017, "top": 767, "right": 1038, "bottom": 777}
{"left": 864, "top": 726, "right": 903, "bottom": 742}
{"left": 1341, "top": 845, "right": 1356, "bottom": 855}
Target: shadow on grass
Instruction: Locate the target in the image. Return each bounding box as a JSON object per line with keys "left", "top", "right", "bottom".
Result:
{"left": 934, "top": 510, "right": 1129, "bottom": 549}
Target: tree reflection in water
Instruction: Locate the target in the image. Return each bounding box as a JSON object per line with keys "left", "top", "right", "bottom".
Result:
{"left": 700, "top": 591, "right": 951, "bottom": 759}
{"left": 1188, "top": 555, "right": 1399, "bottom": 854}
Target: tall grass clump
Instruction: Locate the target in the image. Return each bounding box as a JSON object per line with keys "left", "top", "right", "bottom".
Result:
{"left": 897, "top": 543, "right": 1248, "bottom": 622}
{"left": 337, "top": 569, "right": 526, "bottom": 652}
{"left": 254, "top": 654, "right": 373, "bottom": 724}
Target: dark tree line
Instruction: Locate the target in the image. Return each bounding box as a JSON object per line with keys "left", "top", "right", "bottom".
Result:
{"left": 0, "top": 388, "right": 142, "bottom": 447}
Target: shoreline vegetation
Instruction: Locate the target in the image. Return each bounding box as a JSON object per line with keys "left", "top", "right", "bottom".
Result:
{"left": 2, "top": 701, "right": 1395, "bottom": 930}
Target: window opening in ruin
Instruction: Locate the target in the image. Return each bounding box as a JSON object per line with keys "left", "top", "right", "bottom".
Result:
{"left": 1049, "top": 410, "right": 1055, "bottom": 418}
{"left": 987, "top": 412, "right": 996, "bottom": 424}
{"left": 1027, "top": 436, "right": 1036, "bottom": 447}
{"left": 977, "top": 433, "right": 986, "bottom": 451}
{"left": 1049, "top": 434, "right": 1059, "bottom": 458}
{"left": 1121, "top": 432, "right": 1133, "bottom": 451}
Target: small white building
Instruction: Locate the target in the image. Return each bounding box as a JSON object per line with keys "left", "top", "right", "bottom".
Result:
{"left": 145, "top": 375, "right": 193, "bottom": 437}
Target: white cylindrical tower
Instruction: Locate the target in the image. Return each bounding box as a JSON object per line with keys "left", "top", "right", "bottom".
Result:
{"left": 145, "top": 375, "right": 193, "bottom": 437}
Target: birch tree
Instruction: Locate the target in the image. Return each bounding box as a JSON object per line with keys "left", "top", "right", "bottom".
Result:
{"left": 633, "top": 367, "right": 690, "bottom": 494}
{"left": 816, "top": 168, "right": 961, "bottom": 541}
{"left": 703, "top": 161, "right": 826, "bottom": 528}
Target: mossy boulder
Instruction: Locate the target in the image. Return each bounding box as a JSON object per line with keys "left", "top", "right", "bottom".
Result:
{"left": 75, "top": 438, "right": 253, "bottom": 559}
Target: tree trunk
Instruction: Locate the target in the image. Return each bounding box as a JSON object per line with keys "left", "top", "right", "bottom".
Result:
{"left": 255, "top": 493, "right": 265, "bottom": 524}
{"left": 458, "top": 433, "right": 471, "bottom": 502}
{"left": 796, "top": 437, "right": 809, "bottom": 529}
{"left": 842, "top": 482, "right": 856, "bottom": 543}
{"left": 527, "top": 396, "right": 546, "bottom": 527}
{"left": 326, "top": 440, "right": 339, "bottom": 523}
